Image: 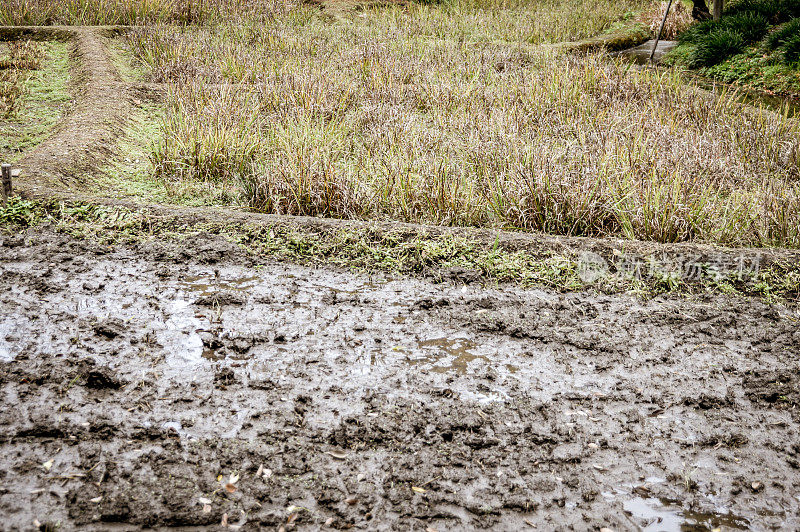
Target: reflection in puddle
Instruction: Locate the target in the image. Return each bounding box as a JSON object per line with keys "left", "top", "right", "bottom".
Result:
{"left": 0, "top": 339, "right": 12, "bottom": 362}
{"left": 410, "top": 337, "right": 486, "bottom": 374}
{"left": 460, "top": 389, "right": 509, "bottom": 405}
{"left": 159, "top": 299, "right": 204, "bottom": 367}
{"left": 0, "top": 319, "right": 21, "bottom": 362}
{"left": 623, "top": 496, "right": 750, "bottom": 531}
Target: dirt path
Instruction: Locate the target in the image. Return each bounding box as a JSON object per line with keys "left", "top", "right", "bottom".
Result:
{"left": 0, "top": 26, "right": 134, "bottom": 193}
{"left": 1, "top": 229, "right": 799, "bottom": 530}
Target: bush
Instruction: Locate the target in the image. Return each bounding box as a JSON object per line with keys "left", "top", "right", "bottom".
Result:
{"left": 726, "top": 0, "right": 800, "bottom": 22}
{"left": 678, "top": 11, "right": 767, "bottom": 48}
{"left": 775, "top": 0, "right": 800, "bottom": 21}
{"left": 766, "top": 18, "right": 800, "bottom": 50}
{"left": 678, "top": 19, "right": 716, "bottom": 44}
{"left": 723, "top": 11, "right": 770, "bottom": 43}
{"left": 688, "top": 28, "right": 746, "bottom": 67}
{"left": 784, "top": 33, "right": 800, "bottom": 65}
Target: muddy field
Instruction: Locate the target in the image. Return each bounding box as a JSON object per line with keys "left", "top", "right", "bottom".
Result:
{"left": 0, "top": 229, "right": 797, "bottom": 531}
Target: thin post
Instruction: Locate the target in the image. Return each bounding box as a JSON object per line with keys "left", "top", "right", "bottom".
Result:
{"left": 1, "top": 164, "right": 11, "bottom": 207}
{"left": 650, "top": 0, "right": 675, "bottom": 63}
{"left": 713, "top": 0, "right": 723, "bottom": 20}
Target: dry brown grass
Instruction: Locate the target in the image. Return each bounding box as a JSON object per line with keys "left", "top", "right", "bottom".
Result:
{"left": 0, "top": 0, "right": 288, "bottom": 25}
{"left": 9, "top": 0, "right": 793, "bottom": 248}
{"left": 0, "top": 40, "right": 44, "bottom": 117}
{"left": 640, "top": 0, "right": 694, "bottom": 40}
{"left": 122, "top": 7, "right": 800, "bottom": 248}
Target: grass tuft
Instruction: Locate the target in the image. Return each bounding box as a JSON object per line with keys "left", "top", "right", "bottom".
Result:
{"left": 765, "top": 18, "right": 800, "bottom": 50}
{"left": 687, "top": 28, "right": 745, "bottom": 67}
{"left": 783, "top": 33, "right": 800, "bottom": 65}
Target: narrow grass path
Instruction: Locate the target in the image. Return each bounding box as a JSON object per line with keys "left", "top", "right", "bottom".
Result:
{"left": 0, "top": 26, "right": 134, "bottom": 192}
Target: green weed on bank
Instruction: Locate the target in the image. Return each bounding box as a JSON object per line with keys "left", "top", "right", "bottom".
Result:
{"left": 0, "top": 41, "right": 71, "bottom": 163}
{"left": 669, "top": 0, "right": 800, "bottom": 93}
{"left": 1, "top": 197, "right": 799, "bottom": 302}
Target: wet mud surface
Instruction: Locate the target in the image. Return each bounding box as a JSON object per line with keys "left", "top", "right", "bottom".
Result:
{"left": 1, "top": 230, "right": 800, "bottom": 531}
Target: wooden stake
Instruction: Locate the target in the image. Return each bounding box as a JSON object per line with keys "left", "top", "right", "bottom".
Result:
{"left": 650, "top": 0, "right": 675, "bottom": 64}
{"left": 1, "top": 164, "right": 11, "bottom": 207}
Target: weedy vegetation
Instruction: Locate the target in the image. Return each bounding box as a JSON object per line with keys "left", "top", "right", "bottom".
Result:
{"left": 2, "top": 196, "right": 798, "bottom": 302}
{"left": 0, "top": 40, "right": 44, "bottom": 118}
{"left": 113, "top": 0, "right": 800, "bottom": 248}
{"left": 2, "top": 0, "right": 800, "bottom": 250}
{"left": 1, "top": 0, "right": 234, "bottom": 25}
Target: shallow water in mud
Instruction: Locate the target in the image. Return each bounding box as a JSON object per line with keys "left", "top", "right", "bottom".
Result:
{"left": 1, "top": 230, "right": 799, "bottom": 530}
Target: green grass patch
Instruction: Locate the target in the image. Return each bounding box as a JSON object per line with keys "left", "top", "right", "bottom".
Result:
{"left": 107, "top": 38, "right": 149, "bottom": 83}
{"left": 689, "top": 47, "right": 800, "bottom": 95}
{"left": 95, "top": 101, "right": 245, "bottom": 207}
{"left": 0, "top": 40, "right": 72, "bottom": 163}
{"left": 671, "top": 5, "right": 800, "bottom": 95}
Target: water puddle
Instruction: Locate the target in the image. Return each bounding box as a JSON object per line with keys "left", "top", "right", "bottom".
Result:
{"left": 158, "top": 299, "right": 205, "bottom": 368}
{"left": 614, "top": 39, "right": 677, "bottom": 65}
{"left": 409, "top": 337, "right": 487, "bottom": 374}
{"left": 0, "top": 318, "right": 23, "bottom": 362}
{"left": 623, "top": 496, "right": 750, "bottom": 531}
{"left": 0, "top": 337, "right": 12, "bottom": 362}
{"left": 459, "top": 389, "right": 509, "bottom": 405}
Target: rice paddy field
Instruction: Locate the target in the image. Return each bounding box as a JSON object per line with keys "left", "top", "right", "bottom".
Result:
{"left": 5, "top": 0, "right": 799, "bottom": 249}
{"left": 4, "top": 2, "right": 800, "bottom": 531}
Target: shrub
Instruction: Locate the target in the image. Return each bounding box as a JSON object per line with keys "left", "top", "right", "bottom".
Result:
{"left": 766, "top": 18, "right": 800, "bottom": 50}
{"left": 726, "top": 0, "right": 800, "bottom": 21}
{"left": 776, "top": 0, "right": 800, "bottom": 20}
{"left": 688, "top": 29, "right": 746, "bottom": 67}
{"left": 784, "top": 33, "right": 800, "bottom": 65}
{"left": 722, "top": 11, "right": 769, "bottom": 43}
{"left": 678, "top": 19, "right": 716, "bottom": 44}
